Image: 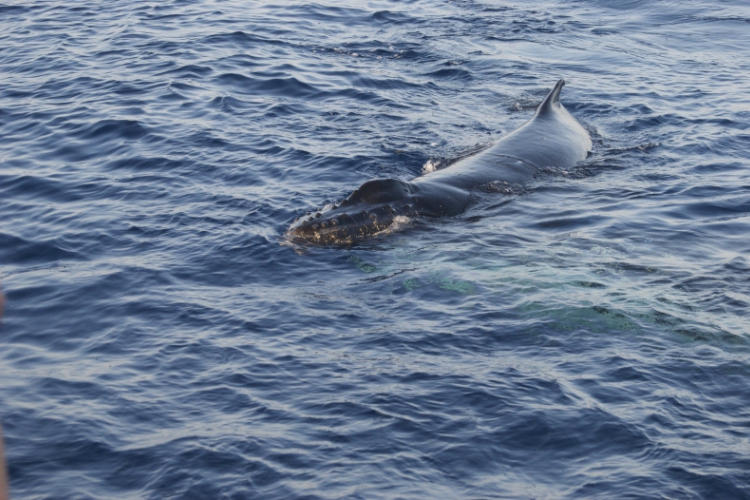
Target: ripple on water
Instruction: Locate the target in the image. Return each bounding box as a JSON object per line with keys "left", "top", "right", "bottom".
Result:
{"left": 1, "top": 0, "right": 750, "bottom": 499}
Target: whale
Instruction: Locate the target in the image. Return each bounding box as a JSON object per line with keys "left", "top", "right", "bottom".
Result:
{"left": 286, "top": 79, "right": 591, "bottom": 245}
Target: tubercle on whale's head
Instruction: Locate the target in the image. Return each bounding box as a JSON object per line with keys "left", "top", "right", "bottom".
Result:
{"left": 286, "top": 200, "right": 417, "bottom": 246}
{"left": 286, "top": 178, "right": 416, "bottom": 246}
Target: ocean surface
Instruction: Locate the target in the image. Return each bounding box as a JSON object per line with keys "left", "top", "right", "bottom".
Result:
{"left": 1, "top": 0, "right": 749, "bottom": 498}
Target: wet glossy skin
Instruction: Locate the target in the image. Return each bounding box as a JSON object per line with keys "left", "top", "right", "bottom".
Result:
{"left": 287, "top": 79, "right": 591, "bottom": 245}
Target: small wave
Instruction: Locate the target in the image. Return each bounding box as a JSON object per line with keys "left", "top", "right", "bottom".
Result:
{"left": 157, "top": 64, "right": 214, "bottom": 78}
{"left": 0, "top": 232, "right": 84, "bottom": 265}
{"left": 0, "top": 4, "right": 28, "bottom": 15}
{"left": 422, "top": 68, "right": 473, "bottom": 81}
{"left": 72, "top": 119, "right": 150, "bottom": 141}
{"left": 371, "top": 10, "right": 415, "bottom": 25}
{"left": 202, "top": 31, "right": 287, "bottom": 48}
{"left": 216, "top": 73, "right": 320, "bottom": 99}
{"left": 607, "top": 142, "right": 660, "bottom": 153}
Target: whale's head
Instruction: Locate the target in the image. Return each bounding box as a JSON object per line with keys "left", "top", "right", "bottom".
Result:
{"left": 286, "top": 179, "right": 416, "bottom": 246}
{"left": 286, "top": 203, "right": 406, "bottom": 245}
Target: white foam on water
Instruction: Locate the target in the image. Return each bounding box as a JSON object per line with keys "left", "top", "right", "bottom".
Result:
{"left": 422, "top": 159, "right": 438, "bottom": 173}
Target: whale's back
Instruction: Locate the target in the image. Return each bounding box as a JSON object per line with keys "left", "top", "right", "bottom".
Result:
{"left": 488, "top": 79, "right": 591, "bottom": 170}
{"left": 421, "top": 79, "right": 591, "bottom": 188}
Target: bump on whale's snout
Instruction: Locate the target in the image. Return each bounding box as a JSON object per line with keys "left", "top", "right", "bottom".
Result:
{"left": 286, "top": 178, "right": 418, "bottom": 246}
{"left": 286, "top": 202, "right": 405, "bottom": 246}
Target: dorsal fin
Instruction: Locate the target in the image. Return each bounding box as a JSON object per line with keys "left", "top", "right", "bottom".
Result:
{"left": 536, "top": 79, "right": 565, "bottom": 117}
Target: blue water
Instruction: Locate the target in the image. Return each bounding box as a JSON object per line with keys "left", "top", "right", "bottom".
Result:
{"left": 1, "top": 0, "right": 749, "bottom": 498}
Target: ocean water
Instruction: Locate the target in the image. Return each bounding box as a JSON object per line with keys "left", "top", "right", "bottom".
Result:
{"left": 1, "top": 0, "right": 749, "bottom": 498}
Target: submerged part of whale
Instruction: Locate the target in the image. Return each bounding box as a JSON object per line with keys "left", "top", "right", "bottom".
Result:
{"left": 286, "top": 79, "right": 592, "bottom": 245}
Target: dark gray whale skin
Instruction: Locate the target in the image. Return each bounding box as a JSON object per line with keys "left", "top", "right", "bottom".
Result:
{"left": 287, "top": 79, "right": 591, "bottom": 245}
